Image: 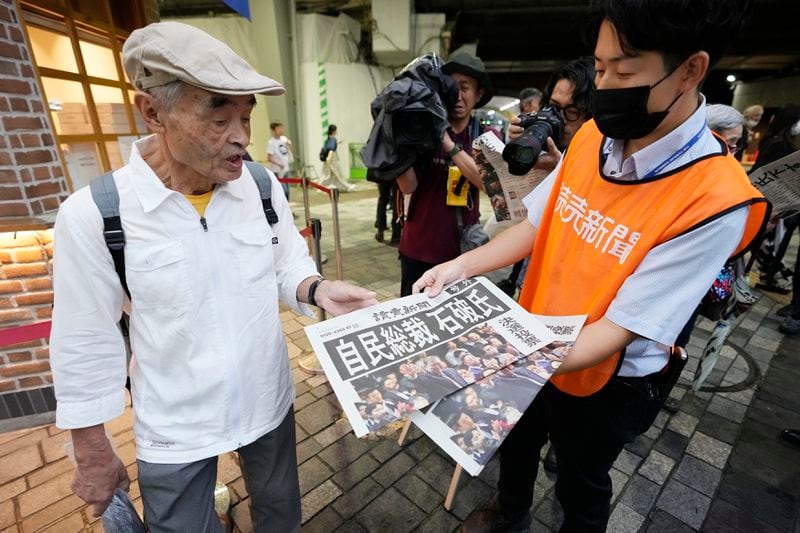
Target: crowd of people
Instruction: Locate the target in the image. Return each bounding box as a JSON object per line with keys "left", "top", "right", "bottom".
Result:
{"left": 352, "top": 325, "right": 539, "bottom": 430}
{"left": 433, "top": 344, "right": 568, "bottom": 465}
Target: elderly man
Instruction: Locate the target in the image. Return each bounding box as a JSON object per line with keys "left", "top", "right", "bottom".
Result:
{"left": 50, "top": 22, "right": 376, "bottom": 532}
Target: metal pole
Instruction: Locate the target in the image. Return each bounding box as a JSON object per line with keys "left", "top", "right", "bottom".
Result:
{"left": 310, "top": 217, "right": 325, "bottom": 322}
{"left": 301, "top": 174, "right": 312, "bottom": 226}
{"left": 330, "top": 187, "right": 344, "bottom": 280}
{"left": 299, "top": 217, "right": 325, "bottom": 375}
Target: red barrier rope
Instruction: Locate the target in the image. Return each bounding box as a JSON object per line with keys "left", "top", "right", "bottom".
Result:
{"left": 277, "top": 177, "right": 332, "bottom": 195}
{"left": 0, "top": 320, "right": 51, "bottom": 347}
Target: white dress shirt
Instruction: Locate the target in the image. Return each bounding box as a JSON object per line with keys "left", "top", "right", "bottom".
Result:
{"left": 523, "top": 96, "right": 749, "bottom": 376}
{"left": 51, "top": 135, "right": 319, "bottom": 463}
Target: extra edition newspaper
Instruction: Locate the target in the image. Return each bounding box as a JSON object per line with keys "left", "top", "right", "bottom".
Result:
{"left": 474, "top": 132, "right": 549, "bottom": 222}
{"left": 749, "top": 149, "right": 800, "bottom": 215}
{"left": 408, "top": 315, "right": 587, "bottom": 475}
{"left": 304, "top": 277, "right": 556, "bottom": 437}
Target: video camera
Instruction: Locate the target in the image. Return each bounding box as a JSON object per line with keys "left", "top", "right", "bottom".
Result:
{"left": 502, "top": 105, "right": 565, "bottom": 175}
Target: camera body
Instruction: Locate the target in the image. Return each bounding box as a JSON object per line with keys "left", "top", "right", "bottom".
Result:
{"left": 502, "top": 105, "right": 565, "bottom": 176}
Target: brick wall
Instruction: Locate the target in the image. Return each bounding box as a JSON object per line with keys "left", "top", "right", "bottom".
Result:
{"left": 0, "top": 0, "right": 68, "bottom": 218}
{"left": 0, "top": 230, "right": 53, "bottom": 394}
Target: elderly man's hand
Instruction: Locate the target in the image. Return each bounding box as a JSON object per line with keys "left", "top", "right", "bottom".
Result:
{"left": 315, "top": 280, "right": 378, "bottom": 316}
{"left": 71, "top": 427, "right": 131, "bottom": 517}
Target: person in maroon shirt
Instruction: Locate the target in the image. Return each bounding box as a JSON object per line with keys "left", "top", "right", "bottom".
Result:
{"left": 395, "top": 52, "right": 494, "bottom": 295}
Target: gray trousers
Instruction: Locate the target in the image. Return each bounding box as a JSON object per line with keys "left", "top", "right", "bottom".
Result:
{"left": 138, "top": 408, "right": 301, "bottom": 533}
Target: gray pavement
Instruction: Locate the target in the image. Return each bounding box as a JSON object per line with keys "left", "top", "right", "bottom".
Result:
{"left": 289, "top": 182, "right": 800, "bottom": 532}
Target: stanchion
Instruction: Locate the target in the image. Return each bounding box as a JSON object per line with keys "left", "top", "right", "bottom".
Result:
{"left": 299, "top": 217, "right": 325, "bottom": 375}
{"left": 330, "top": 187, "right": 344, "bottom": 280}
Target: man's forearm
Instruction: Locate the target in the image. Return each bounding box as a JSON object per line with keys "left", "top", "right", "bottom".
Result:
{"left": 452, "top": 150, "right": 484, "bottom": 190}
{"left": 554, "top": 317, "right": 637, "bottom": 375}
{"left": 458, "top": 219, "right": 537, "bottom": 277}
{"left": 71, "top": 424, "right": 112, "bottom": 464}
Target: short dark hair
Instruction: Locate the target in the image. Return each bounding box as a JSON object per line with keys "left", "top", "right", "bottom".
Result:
{"left": 544, "top": 56, "right": 595, "bottom": 117}
{"left": 270, "top": 121, "right": 283, "bottom": 130}
{"left": 327, "top": 124, "right": 337, "bottom": 135}
{"left": 584, "top": 0, "right": 753, "bottom": 71}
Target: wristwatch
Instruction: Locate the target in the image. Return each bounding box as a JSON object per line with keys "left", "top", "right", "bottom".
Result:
{"left": 308, "top": 277, "right": 326, "bottom": 307}
{"left": 447, "top": 144, "right": 462, "bottom": 158}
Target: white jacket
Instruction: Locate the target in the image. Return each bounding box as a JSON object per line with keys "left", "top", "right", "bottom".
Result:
{"left": 51, "top": 136, "right": 318, "bottom": 463}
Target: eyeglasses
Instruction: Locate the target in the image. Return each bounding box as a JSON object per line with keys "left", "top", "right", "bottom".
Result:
{"left": 551, "top": 103, "right": 585, "bottom": 122}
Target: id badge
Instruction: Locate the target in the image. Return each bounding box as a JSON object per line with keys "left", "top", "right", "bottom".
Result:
{"left": 446, "top": 166, "right": 469, "bottom": 206}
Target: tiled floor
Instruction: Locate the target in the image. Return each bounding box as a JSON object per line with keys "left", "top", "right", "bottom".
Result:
{"left": 0, "top": 181, "right": 798, "bottom": 532}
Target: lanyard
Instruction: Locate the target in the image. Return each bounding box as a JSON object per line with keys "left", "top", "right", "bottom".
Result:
{"left": 643, "top": 121, "right": 708, "bottom": 179}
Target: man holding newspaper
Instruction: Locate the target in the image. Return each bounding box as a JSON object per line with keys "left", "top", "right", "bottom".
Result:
{"left": 413, "top": 0, "right": 769, "bottom": 531}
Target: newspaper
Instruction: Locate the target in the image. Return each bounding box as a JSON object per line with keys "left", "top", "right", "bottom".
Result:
{"left": 408, "top": 314, "right": 587, "bottom": 476}
{"left": 304, "top": 277, "right": 556, "bottom": 437}
{"left": 749, "top": 149, "right": 800, "bottom": 215}
{"left": 473, "top": 132, "right": 550, "bottom": 222}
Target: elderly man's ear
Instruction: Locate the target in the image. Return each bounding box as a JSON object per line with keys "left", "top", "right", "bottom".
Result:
{"left": 134, "top": 92, "right": 165, "bottom": 132}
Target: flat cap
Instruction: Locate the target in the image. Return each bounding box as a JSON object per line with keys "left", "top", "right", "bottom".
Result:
{"left": 122, "top": 22, "right": 285, "bottom": 96}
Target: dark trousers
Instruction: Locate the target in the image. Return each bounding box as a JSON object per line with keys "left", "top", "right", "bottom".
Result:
{"left": 400, "top": 254, "right": 437, "bottom": 296}
{"left": 376, "top": 181, "right": 400, "bottom": 239}
{"left": 139, "top": 408, "right": 301, "bottom": 533}
{"left": 498, "top": 378, "right": 662, "bottom": 532}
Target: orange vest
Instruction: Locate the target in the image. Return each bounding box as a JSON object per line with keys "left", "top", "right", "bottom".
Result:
{"left": 518, "top": 120, "right": 769, "bottom": 397}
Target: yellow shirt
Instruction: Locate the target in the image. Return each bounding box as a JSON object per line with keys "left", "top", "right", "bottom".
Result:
{"left": 183, "top": 189, "right": 214, "bottom": 217}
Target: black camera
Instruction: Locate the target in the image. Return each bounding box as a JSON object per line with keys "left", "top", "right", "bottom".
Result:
{"left": 502, "top": 106, "right": 565, "bottom": 175}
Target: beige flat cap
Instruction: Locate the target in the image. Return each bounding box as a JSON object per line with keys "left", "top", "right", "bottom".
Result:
{"left": 122, "top": 22, "right": 285, "bottom": 96}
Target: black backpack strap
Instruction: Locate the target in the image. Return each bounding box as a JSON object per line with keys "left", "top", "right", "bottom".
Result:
{"left": 89, "top": 172, "right": 130, "bottom": 299}
{"left": 244, "top": 161, "right": 279, "bottom": 226}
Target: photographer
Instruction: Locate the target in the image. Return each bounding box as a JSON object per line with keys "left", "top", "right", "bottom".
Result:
{"left": 395, "top": 53, "right": 494, "bottom": 296}
{"left": 497, "top": 57, "right": 595, "bottom": 295}
{"left": 413, "top": 1, "right": 768, "bottom": 530}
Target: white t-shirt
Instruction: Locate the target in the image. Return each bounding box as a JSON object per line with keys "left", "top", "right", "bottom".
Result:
{"left": 267, "top": 136, "right": 291, "bottom": 175}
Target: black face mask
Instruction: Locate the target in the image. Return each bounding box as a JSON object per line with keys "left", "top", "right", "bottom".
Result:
{"left": 591, "top": 67, "right": 683, "bottom": 140}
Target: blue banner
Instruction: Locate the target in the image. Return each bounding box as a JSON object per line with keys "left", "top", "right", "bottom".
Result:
{"left": 223, "top": 0, "right": 250, "bottom": 20}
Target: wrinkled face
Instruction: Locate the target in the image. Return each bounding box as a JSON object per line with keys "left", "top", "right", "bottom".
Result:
{"left": 717, "top": 125, "right": 743, "bottom": 153}
{"left": 159, "top": 85, "right": 254, "bottom": 184}
{"left": 450, "top": 72, "right": 483, "bottom": 120}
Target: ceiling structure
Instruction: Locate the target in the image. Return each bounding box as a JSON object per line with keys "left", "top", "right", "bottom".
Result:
{"left": 162, "top": 0, "right": 800, "bottom": 98}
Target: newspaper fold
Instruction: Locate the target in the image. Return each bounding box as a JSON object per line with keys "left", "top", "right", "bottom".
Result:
{"left": 304, "top": 277, "right": 556, "bottom": 437}
{"left": 474, "top": 132, "right": 550, "bottom": 222}
{"left": 409, "top": 315, "right": 586, "bottom": 476}
{"left": 749, "top": 149, "right": 800, "bottom": 215}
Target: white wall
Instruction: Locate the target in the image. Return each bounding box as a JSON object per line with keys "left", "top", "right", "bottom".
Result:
{"left": 732, "top": 75, "right": 800, "bottom": 110}
{"left": 300, "top": 61, "right": 392, "bottom": 178}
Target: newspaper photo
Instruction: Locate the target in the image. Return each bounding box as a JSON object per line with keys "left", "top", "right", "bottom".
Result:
{"left": 749, "top": 149, "right": 800, "bottom": 215}
{"left": 408, "top": 315, "right": 587, "bottom": 476}
{"left": 304, "top": 277, "right": 556, "bottom": 437}
{"left": 474, "top": 132, "right": 550, "bottom": 222}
